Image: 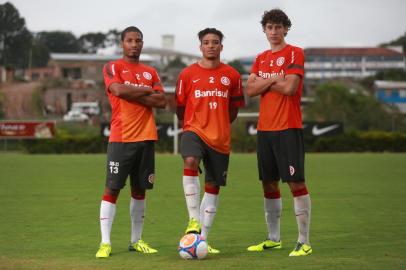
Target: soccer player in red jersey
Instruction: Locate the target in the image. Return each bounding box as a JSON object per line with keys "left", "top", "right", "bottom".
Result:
{"left": 176, "top": 28, "right": 244, "bottom": 254}
{"left": 245, "top": 9, "right": 312, "bottom": 256}
{"left": 95, "top": 26, "right": 166, "bottom": 258}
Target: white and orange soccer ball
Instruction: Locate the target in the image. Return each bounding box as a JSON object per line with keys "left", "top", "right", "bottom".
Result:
{"left": 178, "top": 233, "right": 208, "bottom": 260}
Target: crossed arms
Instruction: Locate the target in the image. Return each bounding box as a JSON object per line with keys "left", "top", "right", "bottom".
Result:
{"left": 245, "top": 73, "right": 301, "bottom": 97}
{"left": 109, "top": 83, "right": 167, "bottom": 108}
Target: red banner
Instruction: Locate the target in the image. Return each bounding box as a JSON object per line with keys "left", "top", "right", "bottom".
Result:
{"left": 0, "top": 121, "right": 56, "bottom": 139}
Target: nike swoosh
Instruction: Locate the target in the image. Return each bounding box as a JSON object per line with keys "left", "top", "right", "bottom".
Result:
{"left": 192, "top": 79, "right": 200, "bottom": 83}
{"left": 122, "top": 70, "right": 129, "bottom": 73}
{"left": 100, "top": 218, "right": 109, "bottom": 220}
{"left": 263, "top": 244, "right": 280, "bottom": 249}
{"left": 312, "top": 124, "right": 340, "bottom": 136}
{"left": 303, "top": 247, "right": 312, "bottom": 253}
{"left": 185, "top": 193, "right": 198, "bottom": 196}
{"left": 167, "top": 127, "right": 183, "bottom": 137}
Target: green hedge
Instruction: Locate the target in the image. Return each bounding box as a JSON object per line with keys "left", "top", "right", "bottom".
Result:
{"left": 23, "top": 136, "right": 108, "bottom": 154}
{"left": 14, "top": 131, "right": 406, "bottom": 153}
{"left": 311, "top": 131, "right": 406, "bottom": 152}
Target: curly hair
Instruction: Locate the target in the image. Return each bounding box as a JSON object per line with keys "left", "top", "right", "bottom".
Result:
{"left": 261, "top": 9, "right": 292, "bottom": 30}
{"left": 198, "top": 28, "right": 224, "bottom": 44}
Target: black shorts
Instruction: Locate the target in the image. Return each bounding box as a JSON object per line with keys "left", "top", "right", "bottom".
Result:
{"left": 105, "top": 141, "right": 155, "bottom": 190}
{"left": 180, "top": 131, "right": 229, "bottom": 186}
{"left": 257, "top": 129, "right": 305, "bottom": 182}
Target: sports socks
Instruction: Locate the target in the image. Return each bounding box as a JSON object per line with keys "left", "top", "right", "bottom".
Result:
{"left": 130, "top": 192, "right": 145, "bottom": 243}
{"left": 200, "top": 185, "right": 219, "bottom": 240}
{"left": 183, "top": 169, "right": 200, "bottom": 220}
{"left": 292, "top": 187, "right": 311, "bottom": 245}
{"left": 99, "top": 194, "right": 117, "bottom": 244}
{"left": 264, "top": 191, "right": 282, "bottom": 242}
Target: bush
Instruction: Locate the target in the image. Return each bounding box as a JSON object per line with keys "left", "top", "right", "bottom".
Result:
{"left": 23, "top": 135, "right": 108, "bottom": 154}
{"left": 14, "top": 130, "right": 406, "bottom": 154}
{"left": 311, "top": 131, "right": 406, "bottom": 152}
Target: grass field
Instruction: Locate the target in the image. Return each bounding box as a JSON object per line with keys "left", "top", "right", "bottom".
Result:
{"left": 0, "top": 153, "right": 405, "bottom": 270}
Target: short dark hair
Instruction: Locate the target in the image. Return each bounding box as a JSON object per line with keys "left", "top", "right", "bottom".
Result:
{"left": 121, "top": 26, "right": 143, "bottom": 41}
{"left": 261, "top": 9, "right": 292, "bottom": 29}
{"left": 198, "top": 28, "right": 224, "bottom": 43}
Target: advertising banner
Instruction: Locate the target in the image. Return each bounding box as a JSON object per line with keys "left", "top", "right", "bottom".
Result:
{"left": 0, "top": 121, "right": 56, "bottom": 139}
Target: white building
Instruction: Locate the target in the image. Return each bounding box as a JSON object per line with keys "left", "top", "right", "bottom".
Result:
{"left": 305, "top": 47, "right": 405, "bottom": 79}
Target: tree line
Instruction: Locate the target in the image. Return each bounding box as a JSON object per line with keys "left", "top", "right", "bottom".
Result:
{"left": 0, "top": 2, "right": 121, "bottom": 69}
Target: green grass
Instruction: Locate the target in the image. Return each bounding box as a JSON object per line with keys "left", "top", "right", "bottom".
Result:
{"left": 0, "top": 153, "right": 405, "bottom": 270}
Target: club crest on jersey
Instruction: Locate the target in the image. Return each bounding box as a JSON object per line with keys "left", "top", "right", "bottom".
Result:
{"left": 289, "top": 165, "right": 295, "bottom": 176}
{"left": 277, "top": 57, "right": 285, "bottom": 66}
{"left": 143, "top": 72, "right": 152, "bottom": 80}
{"left": 221, "top": 76, "right": 230, "bottom": 86}
{"left": 148, "top": 174, "right": 155, "bottom": 184}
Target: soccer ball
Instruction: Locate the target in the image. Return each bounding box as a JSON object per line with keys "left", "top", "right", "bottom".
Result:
{"left": 178, "top": 233, "right": 208, "bottom": 260}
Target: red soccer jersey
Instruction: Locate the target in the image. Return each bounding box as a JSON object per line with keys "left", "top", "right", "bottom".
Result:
{"left": 103, "top": 59, "right": 164, "bottom": 142}
{"left": 176, "top": 63, "right": 244, "bottom": 154}
{"left": 251, "top": 44, "right": 304, "bottom": 131}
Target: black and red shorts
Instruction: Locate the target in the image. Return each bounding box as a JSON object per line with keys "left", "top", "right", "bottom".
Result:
{"left": 257, "top": 128, "right": 305, "bottom": 182}
{"left": 105, "top": 141, "right": 155, "bottom": 190}
{"left": 180, "top": 131, "right": 229, "bottom": 186}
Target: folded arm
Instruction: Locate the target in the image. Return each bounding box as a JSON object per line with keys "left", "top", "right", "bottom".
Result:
{"left": 245, "top": 73, "right": 274, "bottom": 97}
{"left": 269, "top": 74, "right": 301, "bottom": 96}
{"left": 109, "top": 83, "right": 166, "bottom": 108}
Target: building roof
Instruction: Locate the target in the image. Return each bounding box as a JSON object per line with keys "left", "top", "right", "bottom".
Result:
{"left": 50, "top": 53, "right": 154, "bottom": 62}
{"left": 304, "top": 47, "right": 404, "bottom": 57}
{"left": 374, "top": 80, "right": 406, "bottom": 89}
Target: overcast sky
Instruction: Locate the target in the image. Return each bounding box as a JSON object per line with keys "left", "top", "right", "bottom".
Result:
{"left": 5, "top": 0, "right": 406, "bottom": 60}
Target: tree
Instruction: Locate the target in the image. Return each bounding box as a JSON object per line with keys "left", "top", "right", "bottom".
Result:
{"left": 380, "top": 32, "right": 406, "bottom": 55}
{"left": 0, "top": 2, "right": 33, "bottom": 69}
{"left": 105, "top": 29, "right": 121, "bottom": 48}
{"left": 227, "top": 59, "right": 247, "bottom": 74}
{"left": 304, "top": 82, "right": 397, "bottom": 131}
{"left": 360, "top": 69, "right": 406, "bottom": 90}
{"left": 165, "top": 56, "right": 186, "bottom": 70}
{"left": 36, "top": 31, "right": 80, "bottom": 53}
{"left": 79, "top": 32, "right": 106, "bottom": 53}
{"left": 31, "top": 37, "right": 50, "bottom": 67}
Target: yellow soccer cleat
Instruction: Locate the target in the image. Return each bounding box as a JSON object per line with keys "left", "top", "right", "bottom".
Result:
{"left": 207, "top": 244, "right": 220, "bottom": 254}
{"left": 247, "top": 239, "right": 282, "bottom": 252}
{"left": 95, "top": 243, "right": 112, "bottom": 258}
{"left": 128, "top": 239, "right": 158, "bottom": 254}
{"left": 185, "top": 218, "right": 201, "bottom": 234}
{"left": 289, "top": 242, "right": 312, "bottom": 256}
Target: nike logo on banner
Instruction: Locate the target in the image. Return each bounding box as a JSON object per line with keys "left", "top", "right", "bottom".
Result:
{"left": 167, "top": 126, "right": 183, "bottom": 137}
{"left": 248, "top": 124, "right": 257, "bottom": 135}
{"left": 312, "top": 124, "right": 340, "bottom": 136}
{"left": 192, "top": 79, "right": 200, "bottom": 83}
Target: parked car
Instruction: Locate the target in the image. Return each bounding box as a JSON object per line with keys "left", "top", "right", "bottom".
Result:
{"left": 63, "top": 110, "right": 89, "bottom": 121}
{"left": 70, "top": 102, "right": 100, "bottom": 116}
